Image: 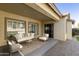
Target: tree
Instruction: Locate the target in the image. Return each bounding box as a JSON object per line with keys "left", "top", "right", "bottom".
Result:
{"left": 72, "top": 20, "right": 75, "bottom": 24}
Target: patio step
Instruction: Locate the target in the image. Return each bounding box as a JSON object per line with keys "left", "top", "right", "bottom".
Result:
{"left": 25, "top": 39, "right": 58, "bottom": 56}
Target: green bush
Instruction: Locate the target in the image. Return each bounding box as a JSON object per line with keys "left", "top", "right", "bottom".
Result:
{"left": 76, "top": 37, "right": 79, "bottom": 41}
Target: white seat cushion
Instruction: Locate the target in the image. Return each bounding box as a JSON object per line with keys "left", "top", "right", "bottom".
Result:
{"left": 39, "top": 34, "right": 49, "bottom": 41}
{"left": 28, "top": 33, "right": 31, "bottom": 37}
{"left": 17, "top": 38, "right": 27, "bottom": 42}
{"left": 17, "top": 36, "right": 34, "bottom": 42}
{"left": 15, "top": 33, "right": 35, "bottom": 43}
{"left": 39, "top": 37, "right": 47, "bottom": 40}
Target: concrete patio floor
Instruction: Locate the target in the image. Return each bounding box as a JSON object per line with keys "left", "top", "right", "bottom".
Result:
{"left": 12, "top": 38, "right": 58, "bottom": 56}
{"left": 13, "top": 37, "right": 79, "bottom": 56}
{"left": 43, "top": 38, "right": 79, "bottom": 56}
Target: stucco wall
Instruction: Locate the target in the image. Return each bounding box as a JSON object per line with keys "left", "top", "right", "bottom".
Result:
{"left": 67, "top": 21, "right": 72, "bottom": 39}
{"left": 54, "top": 17, "right": 67, "bottom": 41}
{"left": 0, "top": 10, "right": 42, "bottom": 47}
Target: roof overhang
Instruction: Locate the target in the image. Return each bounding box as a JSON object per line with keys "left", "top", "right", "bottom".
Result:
{"left": 0, "top": 3, "right": 62, "bottom": 22}
{"left": 0, "top": 3, "right": 55, "bottom": 21}
{"left": 48, "top": 3, "right": 62, "bottom": 18}
{"left": 25, "top": 3, "right": 62, "bottom": 21}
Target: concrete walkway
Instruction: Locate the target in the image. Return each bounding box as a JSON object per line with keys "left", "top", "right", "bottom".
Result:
{"left": 43, "top": 38, "right": 79, "bottom": 56}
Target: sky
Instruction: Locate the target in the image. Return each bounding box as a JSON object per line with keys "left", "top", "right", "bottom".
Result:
{"left": 55, "top": 3, "right": 79, "bottom": 28}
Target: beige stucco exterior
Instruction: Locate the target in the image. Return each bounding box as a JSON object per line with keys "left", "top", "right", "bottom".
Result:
{"left": 67, "top": 21, "right": 72, "bottom": 39}
{"left": 54, "top": 17, "right": 67, "bottom": 41}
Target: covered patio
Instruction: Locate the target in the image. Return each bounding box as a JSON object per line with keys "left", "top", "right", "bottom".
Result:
{"left": 0, "top": 3, "right": 60, "bottom": 56}
{"left": 0, "top": 3, "right": 72, "bottom": 56}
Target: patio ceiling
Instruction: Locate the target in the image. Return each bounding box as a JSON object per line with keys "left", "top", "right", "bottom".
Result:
{"left": 25, "top": 3, "right": 61, "bottom": 21}
{"left": 0, "top": 3, "right": 55, "bottom": 21}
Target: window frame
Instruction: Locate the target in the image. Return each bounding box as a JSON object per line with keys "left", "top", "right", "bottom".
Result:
{"left": 28, "top": 22, "right": 39, "bottom": 35}
{"left": 5, "top": 17, "right": 26, "bottom": 40}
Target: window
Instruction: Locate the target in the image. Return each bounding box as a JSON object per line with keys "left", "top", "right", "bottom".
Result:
{"left": 13, "top": 21, "right": 17, "bottom": 29}
{"left": 7, "top": 21, "right": 12, "bottom": 28}
{"left": 6, "top": 18, "right": 26, "bottom": 36}
{"left": 18, "top": 22, "right": 25, "bottom": 29}
{"left": 28, "top": 22, "right": 39, "bottom": 35}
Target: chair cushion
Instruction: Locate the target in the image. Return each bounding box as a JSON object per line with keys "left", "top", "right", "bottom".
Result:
{"left": 39, "top": 37, "right": 47, "bottom": 40}
{"left": 15, "top": 33, "right": 35, "bottom": 43}
{"left": 17, "top": 38, "right": 27, "bottom": 42}
{"left": 31, "top": 33, "right": 35, "bottom": 36}
{"left": 39, "top": 34, "right": 49, "bottom": 41}
{"left": 44, "top": 34, "right": 49, "bottom": 38}
{"left": 15, "top": 33, "right": 24, "bottom": 40}
{"left": 28, "top": 33, "right": 31, "bottom": 37}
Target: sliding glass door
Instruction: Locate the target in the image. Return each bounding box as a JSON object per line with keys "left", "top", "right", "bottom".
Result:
{"left": 44, "top": 24, "right": 54, "bottom": 38}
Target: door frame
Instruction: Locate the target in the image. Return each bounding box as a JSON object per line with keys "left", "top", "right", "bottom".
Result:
{"left": 44, "top": 23, "right": 54, "bottom": 38}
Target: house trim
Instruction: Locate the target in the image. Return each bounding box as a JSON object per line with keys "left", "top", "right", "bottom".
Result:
{"left": 48, "top": 3, "right": 62, "bottom": 18}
